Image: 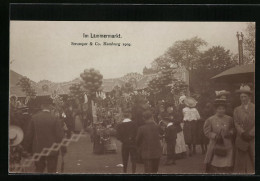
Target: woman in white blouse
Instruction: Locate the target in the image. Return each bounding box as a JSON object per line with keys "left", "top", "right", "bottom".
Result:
{"left": 182, "top": 97, "right": 200, "bottom": 156}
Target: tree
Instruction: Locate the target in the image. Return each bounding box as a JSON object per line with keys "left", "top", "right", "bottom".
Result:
{"left": 121, "top": 82, "right": 134, "bottom": 94}
{"left": 191, "top": 46, "right": 236, "bottom": 94}
{"left": 164, "top": 36, "right": 208, "bottom": 70}
{"left": 150, "top": 55, "right": 171, "bottom": 72}
{"left": 147, "top": 65, "right": 188, "bottom": 105}
{"left": 80, "top": 68, "right": 103, "bottom": 125}
{"left": 143, "top": 66, "right": 158, "bottom": 75}
{"left": 17, "top": 76, "right": 36, "bottom": 97}
{"left": 80, "top": 68, "right": 103, "bottom": 98}
{"left": 198, "top": 46, "right": 237, "bottom": 71}
{"left": 243, "top": 22, "right": 255, "bottom": 63}
{"left": 69, "top": 83, "right": 84, "bottom": 103}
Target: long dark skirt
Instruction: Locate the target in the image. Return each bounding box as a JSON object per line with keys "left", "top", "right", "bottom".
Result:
{"left": 183, "top": 121, "right": 198, "bottom": 145}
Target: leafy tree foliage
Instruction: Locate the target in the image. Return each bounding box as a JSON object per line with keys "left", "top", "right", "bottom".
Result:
{"left": 243, "top": 22, "right": 255, "bottom": 63}
{"left": 164, "top": 36, "right": 207, "bottom": 70}
{"left": 198, "top": 46, "right": 237, "bottom": 71}
{"left": 69, "top": 83, "right": 84, "bottom": 103}
{"left": 17, "top": 76, "right": 36, "bottom": 97}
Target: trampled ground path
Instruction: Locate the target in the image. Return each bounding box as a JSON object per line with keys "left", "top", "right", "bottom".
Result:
{"left": 55, "top": 134, "right": 205, "bottom": 174}
{"left": 22, "top": 133, "right": 205, "bottom": 174}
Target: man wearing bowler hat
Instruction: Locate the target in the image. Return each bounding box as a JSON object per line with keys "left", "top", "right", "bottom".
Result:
{"left": 25, "top": 97, "right": 64, "bottom": 173}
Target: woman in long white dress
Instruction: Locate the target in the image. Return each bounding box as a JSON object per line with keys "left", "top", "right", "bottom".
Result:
{"left": 175, "top": 122, "right": 187, "bottom": 157}
{"left": 165, "top": 103, "right": 187, "bottom": 158}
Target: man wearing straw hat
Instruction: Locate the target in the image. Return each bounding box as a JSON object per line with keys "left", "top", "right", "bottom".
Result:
{"left": 25, "top": 97, "right": 64, "bottom": 173}
{"left": 233, "top": 85, "right": 255, "bottom": 174}
{"left": 9, "top": 125, "right": 25, "bottom": 171}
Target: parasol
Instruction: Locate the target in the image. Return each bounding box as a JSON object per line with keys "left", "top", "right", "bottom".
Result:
{"left": 211, "top": 64, "right": 255, "bottom": 83}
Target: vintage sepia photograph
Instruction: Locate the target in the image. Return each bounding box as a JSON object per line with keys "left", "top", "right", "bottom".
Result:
{"left": 9, "top": 21, "right": 255, "bottom": 174}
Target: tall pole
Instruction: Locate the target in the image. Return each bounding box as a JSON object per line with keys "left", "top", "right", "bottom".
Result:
{"left": 236, "top": 32, "right": 244, "bottom": 65}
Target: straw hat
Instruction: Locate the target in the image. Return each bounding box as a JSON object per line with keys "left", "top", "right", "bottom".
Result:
{"left": 183, "top": 97, "right": 197, "bottom": 108}
{"left": 235, "top": 85, "right": 252, "bottom": 94}
{"left": 179, "top": 95, "right": 186, "bottom": 104}
{"left": 215, "top": 90, "right": 230, "bottom": 97}
{"left": 9, "top": 125, "right": 24, "bottom": 146}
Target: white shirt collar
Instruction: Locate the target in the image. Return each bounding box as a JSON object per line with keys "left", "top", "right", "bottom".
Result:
{"left": 122, "top": 118, "right": 132, "bottom": 123}
{"left": 243, "top": 102, "right": 250, "bottom": 109}
{"left": 167, "top": 122, "right": 173, "bottom": 127}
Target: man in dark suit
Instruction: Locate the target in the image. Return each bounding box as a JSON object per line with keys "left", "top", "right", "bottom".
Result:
{"left": 25, "top": 98, "right": 64, "bottom": 173}
{"left": 116, "top": 110, "right": 138, "bottom": 173}
{"left": 136, "top": 109, "right": 162, "bottom": 173}
{"left": 164, "top": 119, "right": 177, "bottom": 165}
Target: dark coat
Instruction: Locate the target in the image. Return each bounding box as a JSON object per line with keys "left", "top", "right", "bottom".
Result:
{"left": 136, "top": 121, "right": 162, "bottom": 159}
{"left": 24, "top": 110, "right": 64, "bottom": 154}
{"left": 116, "top": 121, "right": 138, "bottom": 146}
{"left": 165, "top": 124, "right": 177, "bottom": 143}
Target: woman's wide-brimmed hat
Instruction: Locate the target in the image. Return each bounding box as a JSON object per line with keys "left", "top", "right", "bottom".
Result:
{"left": 9, "top": 125, "right": 24, "bottom": 146}
{"left": 215, "top": 90, "right": 230, "bottom": 97}
{"left": 235, "top": 85, "right": 253, "bottom": 94}
{"left": 179, "top": 95, "right": 186, "bottom": 104}
{"left": 214, "top": 98, "right": 227, "bottom": 107}
{"left": 183, "top": 97, "right": 197, "bottom": 108}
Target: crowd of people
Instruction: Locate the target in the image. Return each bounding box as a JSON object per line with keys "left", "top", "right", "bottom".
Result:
{"left": 9, "top": 84, "right": 255, "bottom": 174}
{"left": 115, "top": 85, "right": 255, "bottom": 174}
{"left": 9, "top": 96, "right": 89, "bottom": 173}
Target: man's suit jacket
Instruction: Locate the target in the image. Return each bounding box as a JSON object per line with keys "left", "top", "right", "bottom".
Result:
{"left": 136, "top": 121, "right": 162, "bottom": 160}
{"left": 25, "top": 110, "right": 64, "bottom": 154}
{"left": 165, "top": 124, "right": 177, "bottom": 143}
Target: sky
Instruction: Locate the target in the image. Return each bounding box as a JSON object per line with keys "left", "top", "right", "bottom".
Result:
{"left": 10, "top": 21, "right": 251, "bottom": 82}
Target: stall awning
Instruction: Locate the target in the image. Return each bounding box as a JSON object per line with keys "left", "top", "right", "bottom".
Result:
{"left": 211, "top": 64, "right": 255, "bottom": 83}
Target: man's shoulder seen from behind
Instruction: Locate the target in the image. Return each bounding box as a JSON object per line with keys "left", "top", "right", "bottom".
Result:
{"left": 32, "top": 110, "right": 56, "bottom": 121}
{"left": 140, "top": 121, "right": 157, "bottom": 128}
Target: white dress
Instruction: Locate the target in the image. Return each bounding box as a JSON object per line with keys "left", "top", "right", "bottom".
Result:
{"left": 175, "top": 123, "right": 187, "bottom": 154}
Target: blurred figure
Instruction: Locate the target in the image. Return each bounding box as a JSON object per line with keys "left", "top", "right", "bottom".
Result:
{"left": 92, "top": 122, "right": 105, "bottom": 155}
{"left": 63, "top": 105, "right": 74, "bottom": 138}
{"left": 136, "top": 109, "right": 162, "bottom": 173}
{"left": 233, "top": 85, "right": 255, "bottom": 173}
{"left": 158, "top": 120, "right": 167, "bottom": 156}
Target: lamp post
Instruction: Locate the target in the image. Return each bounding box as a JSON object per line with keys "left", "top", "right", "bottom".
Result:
{"left": 236, "top": 32, "right": 244, "bottom": 65}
